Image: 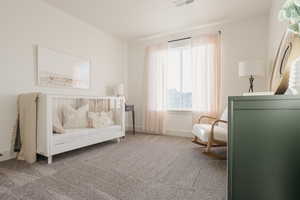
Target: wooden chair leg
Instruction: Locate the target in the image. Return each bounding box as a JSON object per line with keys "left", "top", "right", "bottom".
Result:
{"left": 192, "top": 137, "right": 207, "bottom": 146}
{"left": 205, "top": 135, "right": 213, "bottom": 153}
{"left": 203, "top": 136, "right": 227, "bottom": 160}
{"left": 202, "top": 132, "right": 226, "bottom": 159}
{"left": 192, "top": 137, "right": 222, "bottom": 147}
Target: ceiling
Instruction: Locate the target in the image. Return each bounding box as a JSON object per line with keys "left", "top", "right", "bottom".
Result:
{"left": 43, "top": 0, "right": 272, "bottom": 40}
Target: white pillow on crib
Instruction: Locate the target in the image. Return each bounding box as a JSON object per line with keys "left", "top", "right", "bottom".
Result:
{"left": 88, "top": 111, "right": 114, "bottom": 128}
{"left": 52, "top": 105, "right": 65, "bottom": 134}
{"left": 63, "top": 104, "right": 89, "bottom": 129}
{"left": 53, "top": 115, "right": 65, "bottom": 134}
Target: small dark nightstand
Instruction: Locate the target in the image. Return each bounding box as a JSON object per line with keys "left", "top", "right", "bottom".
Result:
{"left": 125, "top": 104, "right": 135, "bottom": 135}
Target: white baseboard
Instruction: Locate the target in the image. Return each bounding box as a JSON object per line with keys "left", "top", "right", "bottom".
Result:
{"left": 0, "top": 150, "right": 16, "bottom": 162}
{"left": 165, "top": 129, "right": 193, "bottom": 138}
{"left": 126, "top": 125, "right": 193, "bottom": 138}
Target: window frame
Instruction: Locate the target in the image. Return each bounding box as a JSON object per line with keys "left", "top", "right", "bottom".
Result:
{"left": 166, "top": 45, "right": 192, "bottom": 112}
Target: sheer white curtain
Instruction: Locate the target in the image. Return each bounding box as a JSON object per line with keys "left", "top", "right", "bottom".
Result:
{"left": 143, "top": 34, "right": 221, "bottom": 132}
{"left": 191, "top": 34, "right": 221, "bottom": 123}
{"left": 144, "top": 43, "right": 168, "bottom": 134}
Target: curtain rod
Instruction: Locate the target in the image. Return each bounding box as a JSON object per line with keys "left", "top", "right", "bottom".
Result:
{"left": 167, "top": 30, "right": 222, "bottom": 43}
{"left": 168, "top": 37, "right": 192, "bottom": 43}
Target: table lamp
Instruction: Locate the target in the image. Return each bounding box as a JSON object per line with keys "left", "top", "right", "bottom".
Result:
{"left": 115, "top": 83, "right": 124, "bottom": 97}
{"left": 239, "top": 60, "right": 265, "bottom": 93}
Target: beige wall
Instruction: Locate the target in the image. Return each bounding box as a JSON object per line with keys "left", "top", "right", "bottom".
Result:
{"left": 127, "top": 16, "right": 269, "bottom": 137}
{"left": 0, "top": 0, "right": 128, "bottom": 160}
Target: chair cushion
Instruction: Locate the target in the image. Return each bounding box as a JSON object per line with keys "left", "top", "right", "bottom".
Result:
{"left": 192, "top": 124, "right": 227, "bottom": 142}
{"left": 220, "top": 107, "right": 228, "bottom": 121}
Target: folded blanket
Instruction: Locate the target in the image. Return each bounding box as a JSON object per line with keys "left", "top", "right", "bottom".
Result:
{"left": 15, "top": 93, "right": 40, "bottom": 163}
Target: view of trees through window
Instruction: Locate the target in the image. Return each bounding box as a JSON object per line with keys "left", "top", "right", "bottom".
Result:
{"left": 167, "top": 44, "right": 192, "bottom": 110}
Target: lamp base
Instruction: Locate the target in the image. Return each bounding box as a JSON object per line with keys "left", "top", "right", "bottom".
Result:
{"left": 249, "top": 75, "right": 255, "bottom": 93}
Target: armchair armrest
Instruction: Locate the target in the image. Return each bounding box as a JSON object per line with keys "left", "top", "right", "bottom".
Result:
{"left": 199, "top": 115, "right": 217, "bottom": 124}
{"left": 210, "top": 120, "right": 228, "bottom": 141}
{"left": 212, "top": 120, "right": 227, "bottom": 127}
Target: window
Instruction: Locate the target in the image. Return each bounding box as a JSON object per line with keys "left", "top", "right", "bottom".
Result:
{"left": 167, "top": 41, "right": 192, "bottom": 110}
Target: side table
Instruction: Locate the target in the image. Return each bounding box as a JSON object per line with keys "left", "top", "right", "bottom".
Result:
{"left": 125, "top": 104, "right": 135, "bottom": 135}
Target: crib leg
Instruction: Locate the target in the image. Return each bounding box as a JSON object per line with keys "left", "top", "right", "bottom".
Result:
{"left": 48, "top": 156, "right": 52, "bottom": 164}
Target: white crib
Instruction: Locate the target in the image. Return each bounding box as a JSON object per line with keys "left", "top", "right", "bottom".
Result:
{"left": 37, "top": 94, "right": 125, "bottom": 164}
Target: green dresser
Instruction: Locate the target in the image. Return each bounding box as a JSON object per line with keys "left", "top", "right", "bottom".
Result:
{"left": 228, "top": 95, "right": 300, "bottom": 200}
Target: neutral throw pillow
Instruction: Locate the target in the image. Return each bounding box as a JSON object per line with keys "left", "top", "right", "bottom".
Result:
{"left": 52, "top": 106, "right": 65, "bottom": 134}
{"left": 63, "top": 104, "right": 89, "bottom": 129}
{"left": 88, "top": 111, "right": 114, "bottom": 128}
{"left": 53, "top": 115, "right": 65, "bottom": 134}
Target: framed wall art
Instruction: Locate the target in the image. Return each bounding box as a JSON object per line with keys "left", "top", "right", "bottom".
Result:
{"left": 37, "top": 46, "right": 90, "bottom": 89}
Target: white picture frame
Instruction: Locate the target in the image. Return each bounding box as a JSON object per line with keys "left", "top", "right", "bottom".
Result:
{"left": 37, "top": 46, "right": 90, "bottom": 89}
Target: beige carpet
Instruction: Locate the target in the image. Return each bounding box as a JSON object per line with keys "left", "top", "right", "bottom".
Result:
{"left": 0, "top": 133, "right": 226, "bottom": 200}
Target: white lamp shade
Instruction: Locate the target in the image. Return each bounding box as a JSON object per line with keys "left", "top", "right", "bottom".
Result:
{"left": 239, "top": 60, "right": 265, "bottom": 77}
{"left": 115, "top": 84, "right": 124, "bottom": 96}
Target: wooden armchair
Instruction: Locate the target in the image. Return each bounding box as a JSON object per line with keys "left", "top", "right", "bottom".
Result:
{"left": 192, "top": 108, "right": 228, "bottom": 159}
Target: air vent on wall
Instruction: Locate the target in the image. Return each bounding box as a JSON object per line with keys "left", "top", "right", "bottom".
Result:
{"left": 173, "top": 0, "right": 195, "bottom": 7}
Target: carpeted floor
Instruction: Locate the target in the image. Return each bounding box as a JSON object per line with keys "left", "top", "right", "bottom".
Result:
{"left": 0, "top": 133, "right": 226, "bottom": 200}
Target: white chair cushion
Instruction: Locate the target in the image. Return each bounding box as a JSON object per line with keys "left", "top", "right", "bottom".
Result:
{"left": 220, "top": 107, "right": 228, "bottom": 121}
{"left": 192, "top": 124, "right": 228, "bottom": 142}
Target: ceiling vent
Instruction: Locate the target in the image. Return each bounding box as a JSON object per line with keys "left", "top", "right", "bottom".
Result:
{"left": 173, "top": 0, "right": 195, "bottom": 7}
